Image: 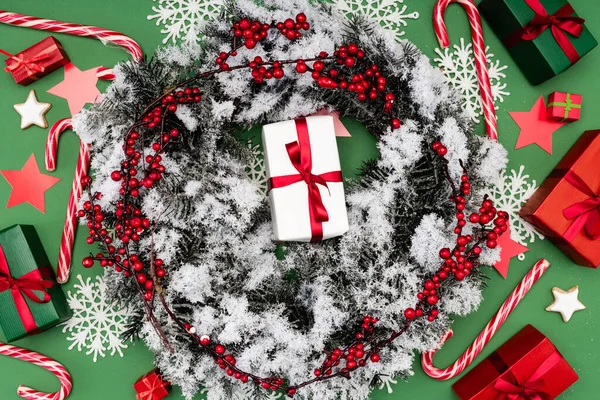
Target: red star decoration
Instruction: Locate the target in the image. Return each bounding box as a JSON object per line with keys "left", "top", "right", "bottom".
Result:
{"left": 47, "top": 62, "right": 101, "bottom": 116}
{"left": 494, "top": 225, "right": 530, "bottom": 279}
{"left": 1, "top": 154, "right": 61, "bottom": 213}
{"left": 510, "top": 96, "right": 565, "bottom": 155}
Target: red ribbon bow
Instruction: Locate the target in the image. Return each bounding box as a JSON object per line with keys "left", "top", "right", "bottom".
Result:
{"left": 505, "top": 0, "right": 585, "bottom": 64}
{"left": 136, "top": 372, "right": 170, "bottom": 400}
{"left": 0, "top": 245, "right": 53, "bottom": 333}
{"left": 494, "top": 351, "right": 562, "bottom": 400}
{"left": 1, "top": 48, "right": 50, "bottom": 77}
{"left": 269, "top": 118, "right": 343, "bottom": 242}
{"left": 562, "top": 170, "right": 600, "bottom": 242}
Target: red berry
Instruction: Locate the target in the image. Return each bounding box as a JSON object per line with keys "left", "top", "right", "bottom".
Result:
{"left": 427, "top": 295, "right": 439, "bottom": 305}
{"left": 314, "top": 369, "right": 321, "bottom": 377}
{"left": 215, "top": 345, "right": 225, "bottom": 355}
{"left": 111, "top": 171, "right": 122, "bottom": 181}
{"left": 439, "top": 248, "right": 451, "bottom": 259}
{"left": 82, "top": 257, "right": 94, "bottom": 268}
{"left": 296, "top": 13, "right": 307, "bottom": 23}
{"left": 391, "top": 118, "right": 401, "bottom": 130}
{"left": 404, "top": 308, "right": 416, "bottom": 319}
{"left": 437, "top": 146, "right": 448, "bottom": 156}
{"left": 370, "top": 353, "right": 380, "bottom": 362}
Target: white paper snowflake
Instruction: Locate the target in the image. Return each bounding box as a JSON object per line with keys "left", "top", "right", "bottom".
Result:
{"left": 148, "top": 0, "right": 225, "bottom": 44}
{"left": 334, "top": 0, "right": 419, "bottom": 40}
{"left": 377, "top": 374, "right": 398, "bottom": 394}
{"left": 434, "top": 38, "right": 510, "bottom": 123}
{"left": 245, "top": 140, "right": 268, "bottom": 197}
{"left": 61, "top": 274, "right": 136, "bottom": 362}
{"left": 490, "top": 166, "right": 544, "bottom": 249}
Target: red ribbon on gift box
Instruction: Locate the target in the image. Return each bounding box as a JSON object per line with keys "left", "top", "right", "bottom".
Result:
{"left": 562, "top": 170, "right": 600, "bottom": 242}
{"left": 0, "top": 245, "right": 53, "bottom": 334}
{"left": 1, "top": 48, "right": 51, "bottom": 77}
{"left": 136, "top": 372, "right": 170, "bottom": 400}
{"left": 504, "top": 0, "right": 585, "bottom": 64}
{"left": 494, "top": 351, "right": 563, "bottom": 400}
{"left": 268, "top": 118, "right": 343, "bottom": 242}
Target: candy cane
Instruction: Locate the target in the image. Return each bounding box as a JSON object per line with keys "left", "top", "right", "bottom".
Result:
{"left": 46, "top": 118, "right": 90, "bottom": 284}
{"left": 0, "top": 342, "right": 72, "bottom": 400}
{"left": 421, "top": 259, "right": 550, "bottom": 380}
{"left": 0, "top": 10, "right": 142, "bottom": 62}
{"left": 433, "top": 0, "right": 498, "bottom": 141}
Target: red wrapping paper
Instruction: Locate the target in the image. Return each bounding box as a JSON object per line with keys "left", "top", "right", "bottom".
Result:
{"left": 3, "top": 36, "right": 69, "bottom": 86}
{"left": 134, "top": 368, "right": 171, "bottom": 400}
{"left": 547, "top": 92, "right": 582, "bottom": 122}
{"left": 452, "top": 325, "right": 578, "bottom": 400}
{"left": 520, "top": 130, "right": 600, "bottom": 268}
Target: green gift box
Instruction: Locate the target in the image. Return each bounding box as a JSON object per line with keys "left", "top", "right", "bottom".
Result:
{"left": 0, "top": 225, "right": 71, "bottom": 342}
{"left": 479, "top": 0, "right": 598, "bottom": 85}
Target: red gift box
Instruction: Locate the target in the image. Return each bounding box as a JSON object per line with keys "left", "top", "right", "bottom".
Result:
{"left": 134, "top": 368, "right": 171, "bottom": 400}
{"left": 2, "top": 36, "right": 69, "bottom": 86}
{"left": 547, "top": 92, "right": 582, "bottom": 122}
{"left": 452, "top": 325, "right": 578, "bottom": 400}
{"left": 520, "top": 130, "right": 600, "bottom": 268}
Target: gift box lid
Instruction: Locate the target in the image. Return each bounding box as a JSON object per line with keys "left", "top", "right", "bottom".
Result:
{"left": 520, "top": 130, "right": 600, "bottom": 267}
{"left": 452, "top": 325, "right": 578, "bottom": 399}
{"left": 479, "top": 0, "right": 597, "bottom": 85}
{"left": 0, "top": 225, "right": 71, "bottom": 342}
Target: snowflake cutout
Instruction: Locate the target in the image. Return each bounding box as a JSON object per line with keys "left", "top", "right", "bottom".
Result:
{"left": 377, "top": 375, "right": 398, "bottom": 393}
{"left": 61, "top": 274, "right": 136, "bottom": 362}
{"left": 334, "top": 0, "right": 419, "bottom": 40}
{"left": 434, "top": 38, "right": 510, "bottom": 123}
{"left": 490, "top": 166, "right": 544, "bottom": 254}
{"left": 148, "top": 0, "right": 225, "bottom": 44}
{"left": 245, "top": 140, "right": 268, "bottom": 197}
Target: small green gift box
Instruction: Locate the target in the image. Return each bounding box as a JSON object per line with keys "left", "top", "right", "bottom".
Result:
{"left": 0, "top": 225, "right": 71, "bottom": 342}
{"left": 479, "top": 0, "right": 598, "bottom": 85}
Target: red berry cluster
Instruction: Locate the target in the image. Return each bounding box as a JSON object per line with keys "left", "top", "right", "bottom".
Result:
{"left": 275, "top": 13, "right": 310, "bottom": 40}
{"left": 249, "top": 56, "right": 285, "bottom": 83}
{"left": 142, "top": 88, "right": 201, "bottom": 129}
{"left": 403, "top": 141, "right": 509, "bottom": 323}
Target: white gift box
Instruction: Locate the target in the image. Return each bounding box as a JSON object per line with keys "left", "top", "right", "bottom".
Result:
{"left": 262, "top": 116, "right": 349, "bottom": 242}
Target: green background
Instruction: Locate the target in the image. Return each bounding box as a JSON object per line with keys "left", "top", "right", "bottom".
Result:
{"left": 0, "top": 0, "right": 598, "bottom": 399}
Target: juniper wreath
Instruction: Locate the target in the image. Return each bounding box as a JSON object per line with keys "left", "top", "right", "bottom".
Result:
{"left": 74, "top": 0, "right": 508, "bottom": 399}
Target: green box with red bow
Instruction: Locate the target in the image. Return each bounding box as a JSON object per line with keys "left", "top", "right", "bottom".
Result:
{"left": 547, "top": 91, "right": 582, "bottom": 122}
{"left": 0, "top": 225, "right": 71, "bottom": 342}
{"left": 521, "top": 130, "right": 600, "bottom": 268}
{"left": 452, "top": 325, "right": 578, "bottom": 399}
{"left": 479, "top": 0, "right": 598, "bottom": 85}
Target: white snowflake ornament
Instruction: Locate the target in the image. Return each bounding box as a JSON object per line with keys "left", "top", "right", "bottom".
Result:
{"left": 490, "top": 166, "right": 544, "bottom": 251}
{"left": 148, "top": 0, "right": 225, "bottom": 44}
{"left": 434, "top": 38, "right": 509, "bottom": 123}
{"left": 377, "top": 375, "right": 398, "bottom": 394}
{"left": 61, "top": 275, "right": 136, "bottom": 362}
{"left": 245, "top": 141, "right": 268, "bottom": 197}
{"left": 334, "top": 0, "right": 419, "bottom": 40}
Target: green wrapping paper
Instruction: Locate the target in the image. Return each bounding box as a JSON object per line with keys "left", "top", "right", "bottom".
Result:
{"left": 479, "top": 0, "right": 597, "bottom": 85}
{"left": 0, "top": 225, "right": 71, "bottom": 342}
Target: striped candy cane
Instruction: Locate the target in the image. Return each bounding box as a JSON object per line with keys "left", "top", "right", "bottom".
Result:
{"left": 0, "top": 342, "right": 72, "bottom": 400}
{"left": 433, "top": 0, "right": 498, "bottom": 141}
{"left": 46, "top": 119, "right": 90, "bottom": 284}
{"left": 421, "top": 259, "right": 550, "bottom": 380}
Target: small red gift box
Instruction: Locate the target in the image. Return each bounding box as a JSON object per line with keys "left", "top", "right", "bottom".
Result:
{"left": 547, "top": 92, "right": 582, "bottom": 122}
{"left": 2, "top": 36, "right": 69, "bottom": 86}
{"left": 134, "top": 368, "right": 171, "bottom": 400}
{"left": 520, "top": 130, "right": 600, "bottom": 268}
{"left": 452, "top": 325, "right": 578, "bottom": 400}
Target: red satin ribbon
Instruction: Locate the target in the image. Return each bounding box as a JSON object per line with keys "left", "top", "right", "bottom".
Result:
{"left": 1, "top": 48, "right": 51, "bottom": 77}
{"left": 269, "top": 118, "right": 343, "bottom": 242}
{"left": 562, "top": 170, "right": 600, "bottom": 242}
{"left": 504, "top": 0, "right": 585, "bottom": 64}
{"left": 494, "top": 351, "right": 563, "bottom": 400}
{"left": 0, "top": 245, "right": 53, "bottom": 334}
{"left": 136, "top": 373, "right": 170, "bottom": 400}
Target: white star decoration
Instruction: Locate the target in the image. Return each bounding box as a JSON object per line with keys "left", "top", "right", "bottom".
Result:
{"left": 546, "top": 286, "right": 586, "bottom": 322}
{"left": 13, "top": 90, "right": 52, "bottom": 129}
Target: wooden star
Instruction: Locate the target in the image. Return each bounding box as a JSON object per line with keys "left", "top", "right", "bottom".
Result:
{"left": 546, "top": 286, "right": 586, "bottom": 322}
{"left": 13, "top": 90, "right": 52, "bottom": 129}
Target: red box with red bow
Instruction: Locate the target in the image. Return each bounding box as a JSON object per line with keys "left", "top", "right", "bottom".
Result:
{"left": 452, "top": 325, "right": 578, "bottom": 400}
{"left": 479, "top": 0, "right": 598, "bottom": 85}
{"left": 134, "top": 368, "right": 171, "bottom": 400}
{"left": 520, "top": 130, "right": 600, "bottom": 268}
{"left": 0, "top": 225, "right": 71, "bottom": 342}
{"left": 2, "top": 36, "right": 70, "bottom": 86}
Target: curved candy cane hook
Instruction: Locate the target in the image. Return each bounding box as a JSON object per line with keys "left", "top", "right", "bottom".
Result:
{"left": 433, "top": 0, "right": 498, "bottom": 141}
{"left": 421, "top": 259, "right": 550, "bottom": 380}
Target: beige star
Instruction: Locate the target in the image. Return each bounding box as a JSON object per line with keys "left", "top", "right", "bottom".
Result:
{"left": 546, "top": 286, "right": 586, "bottom": 322}
{"left": 13, "top": 89, "right": 52, "bottom": 129}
